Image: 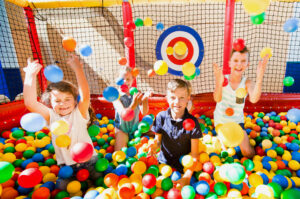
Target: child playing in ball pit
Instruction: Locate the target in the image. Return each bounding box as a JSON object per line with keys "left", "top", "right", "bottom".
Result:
{"left": 213, "top": 45, "right": 269, "bottom": 158}
{"left": 113, "top": 66, "right": 152, "bottom": 151}
{"left": 23, "top": 54, "right": 101, "bottom": 190}
{"left": 148, "top": 79, "right": 202, "bottom": 187}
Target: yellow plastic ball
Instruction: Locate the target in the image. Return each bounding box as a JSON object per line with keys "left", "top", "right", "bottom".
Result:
{"left": 282, "top": 151, "right": 292, "bottom": 161}
{"left": 154, "top": 60, "right": 168, "bottom": 75}
{"left": 249, "top": 139, "right": 256, "bottom": 147}
{"left": 160, "top": 165, "right": 172, "bottom": 177}
{"left": 242, "top": 0, "right": 270, "bottom": 15}
{"left": 15, "top": 143, "right": 27, "bottom": 152}
{"left": 227, "top": 147, "right": 236, "bottom": 156}
{"left": 110, "top": 139, "right": 115, "bottom": 146}
{"left": 118, "top": 178, "right": 131, "bottom": 189}
{"left": 296, "top": 125, "right": 300, "bottom": 132}
{"left": 132, "top": 161, "right": 146, "bottom": 175}
{"left": 99, "top": 149, "right": 106, "bottom": 154}
{"left": 280, "top": 120, "right": 287, "bottom": 127}
{"left": 67, "top": 180, "right": 81, "bottom": 194}
{"left": 255, "top": 185, "right": 274, "bottom": 199}
{"left": 273, "top": 137, "right": 281, "bottom": 144}
{"left": 131, "top": 180, "right": 142, "bottom": 194}
{"left": 217, "top": 122, "right": 244, "bottom": 147}
{"left": 288, "top": 122, "right": 297, "bottom": 130}
{"left": 182, "top": 62, "right": 196, "bottom": 77}
{"left": 249, "top": 173, "right": 263, "bottom": 187}
{"left": 107, "top": 124, "right": 114, "bottom": 132}
{"left": 100, "top": 127, "right": 107, "bottom": 134}
{"left": 253, "top": 161, "right": 263, "bottom": 171}
{"left": 227, "top": 189, "right": 242, "bottom": 198}
{"left": 55, "top": 134, "right": 71, "bottom": 148}
{"left": 39, "top": 166, "right": 50, "bottom": 176}
{"left": 143, "top": 17, "right": 152, "bottom": 26}
{"left": 262, "top": 139, "right": 272, "bottom": 149}
{"left": 41, "top": 150, "right": 50, "bottom": 158}
{"left": 112, "top": 151, "right": 126, "bottom": 162}
{"left": 155, "top": 176, "right": 165, "bottom": 188}
{"left": 102, "top": 134, "right": 108, "bottom": 141}
{"left": 2, "top": 153, "right": 16, "bottom": 163}
{"left": 43, "top": 173, "right": 57, "bottom": 183}
{"left": 282, "top": 126, "right": 290, "bottom": 134}
{"left": 288, "top": 160, "right": 300, "bottom": 170}
{"left": 269, "top": 161, "right": 278, "bottom": 171}
{"left": 266, "top": 150, "right": 277, "bottom": 159}
{"left": 50, "top": 120, "right": 69, "bottom": 135}
{"left": 166, "top": 47, "right": 173, "bottom": 55}
{"left": 182, "top": 155, "right": 194, "bottom": 168}
{"left": 130, "top": 173, "right": 142, "bottom": 182}
{"left": 4, "top": 143, "right": 14, "bottom": 148}
{"left": 213, "top": 170, "right": 224, "bottom": 182}
{"left": 174, "top": 41, "right": 188, "bottom": 56}
{"left": 260, "top": 47, "right": 273, "bottom": 58}
{"left": 263, "top": 116, "right": 270, "bottom": 121}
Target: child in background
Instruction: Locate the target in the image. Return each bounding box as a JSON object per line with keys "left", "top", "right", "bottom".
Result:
{"left": 213, "top": 46, "right": 269, "bottom": 158}
{"left": 149, "top": 79, "right": 202, "bottom": 187}
{"left": 23, "top": 54, "right": 100, "bottom": 189}
{"left": 113, "top": 66, "right": 151, "bottom": 151}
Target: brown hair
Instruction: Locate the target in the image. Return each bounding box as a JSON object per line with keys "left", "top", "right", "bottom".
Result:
{"left": 41, "top": 80, "right": 94, "bottom": 127}
{"left": 167, "top": 79, "right": 192, "bottom": 96}
{"left": 230, "top": 46, "right": 250, "bottom": 58}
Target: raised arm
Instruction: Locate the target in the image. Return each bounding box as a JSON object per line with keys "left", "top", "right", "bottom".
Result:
{"left": 23, "top": 58, "right": 50, "bottom": 122}
{"left": 67, "top": 54, "right": 90, "bottom": 118}
{"left": 140, "top": 91, "right": 152, "bottom": 116}
{"left": 148, "top": 133, "right": 162, "bottom": 156}
{"left": 247, "top": 55, "right": 269, "bottom": 103}
{"left": 213, "top": 63, "right": 224, "bottom": 103}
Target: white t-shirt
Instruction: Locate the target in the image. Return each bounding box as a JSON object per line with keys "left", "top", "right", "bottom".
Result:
{"left": 49, "top": 106, "right": 97, "bottom": 165}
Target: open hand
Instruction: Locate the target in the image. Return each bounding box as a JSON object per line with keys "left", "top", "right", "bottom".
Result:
{"left": 257, "top": 55, "right": 269, "bottom": 79}
{"left": 213, "top": 63, "right": 224, "bottom": 86}
{"left": 23, "top": 58, "right": 42, "bottom": 76}
{"left": 142, "top": 91, "right": 153, "bottom": 103}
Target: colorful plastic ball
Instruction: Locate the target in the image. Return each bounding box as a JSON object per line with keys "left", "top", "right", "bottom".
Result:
{"left": 118, "top": 57, "right": 127, "bottom": 66}
{"left": 20, "top": 113, "right": 46, "bottom": 132}
{"left": 95, "top": 158, "right": 109, "bottom": 172}
{"left": 70, "top": 142, "right": 94, "bottom": 163}
{"left": 217, "top": 122, "right": 244, "bottom": 147}
{"left": 286, "top": 108, "right": 300, "bottom": 123}
{"left": 124, "top": 37, "right": 133, "bottom": 48}
{"left": 103, "top": 86, "right": 119, "bottom": 102}
{"left": 142, "top": 174, "right": 156, "bottom": 189}
{"left": 182, "top": 62, "right": 196, "bottom": 77}
{"left": 249, "top": 173, "right": 263, "bottom": 187}
{"left": 112, "top": 151, "right": 126, "bottom": 162}
{"left": 138, "top": 121, "right": 150, "bottom": 133}
{"left": 243, "top": 159, "right": 254, "bottom": 171}
{"left": 167, "top": 188, "right": 181, "bottom": 199}
{"left": 260, "top": 47, "right": 273, "bottom": 58}
{"left": 32, "top": 186, "right": 50, "bottom": 199}
{"left": 283, "top": 76, "right": 294, "bottom": 87}
{"left": 88, "top": 125, "right": 100, "bottom": 137}
{"left": 195, "top": 68, "right": 200, "bottom": 76}
{"left": 121, "top": 108, "right": 135, "bottom": 121}
{"left": 251, "top": 12, "right": 265, "bottom": 25}
{"left": 55, "top": 134, "right": 71, "bottom": 148}
{"left": 104, "top": 173, "right": 119, "bottom": 188}
{"left": 131, "top": 161, "right": 146, "bottom": 175}
{"left": 18, "top": 168, "right": 43, "bottom": 188}
{"left": 62, "top": 37, "right": 76, "bottom": 52}
{"left": 174, "top": 41, "right": 188, "bottom": 56}
{"left": 181, "top": 185, "right": 195, "bottom": 199}
{"left": 115, "top": 165, "right": 128, "bottom": 176}
{"left": 183, "top": 119, "right": 195, "bottom": 131}
{"left": 225, "top": 107, "right": 234, "bottom": 116}
{"left": 184, "top": 73, "right": 195, "bottom": 81}
{"left": 156, "top": 22, "right": 164, "bottom": 31}
{"left": 126, "top": 146, "right": 137, "bottom": 157}
{"left": 143, "top": 17, "right": 153, "bottom": 26}
{"left": 44, "top": 64, "right": 63, "bottom": 83}
{"left": 66, "top": 180, "right": 81, "bottom": 194}
{"left": 272, "top": 174, "right": 289, "bottom": 189}
{"left": 203, "top": 162, "right": 214, "bottom": 175}
{"left": 214, "top": 182, "right": 227, "bottom": 196}
{"left": 135, "top": 18, "right": 144, "bottom": 27}
{"left": 154, "top": 60, "right": 168, "bottom": 75}
{"left": 129, "top": 87, "right": 138, "bottom": 96}
{"left": 283, "top": 18, "right": 299, "bottom": 33}
{"left": 161, "top": 177, "right": 173, "bottom": 191}
{"left": 142, "top": 115, "right": 154, "bottom": 126}
{"left": 0, "top": 162, "right": 14, "bottom": 183}
{"left": 242, "top": 0, "right": 270, "bottom": 15}
{"left": 225, "top": 163, "right": 246, "bottom": 185}
{"left": 182, "top": 155, "right": 194, "bottom": 168}
{"left": 79, "top": 44, "right": 92, "bottom": 57}
{"left": 280, "top": 188, "right": 300, "bottom": 199}
{"left": 171, "top": 171, "right": 182, "bottom": 181}
{"left": 236, "top": 88, "right": 247, "bottom": 98}
{"left": 76, "top": 169, "right": 89, "bottom": 182}
{"left": 233, "top": 38, "right": 245, "bottom": 51}
{"left": 50, "top": 120, "right": 69, "bottom": 136}
{"left": 119, "top": 183, "right": 135, "bottom": 199}
{"left": 194, "top": 180, "right": 210, "bottom": 195}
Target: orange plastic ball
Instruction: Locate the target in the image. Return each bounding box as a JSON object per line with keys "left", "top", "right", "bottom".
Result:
{"left": 62, "top": 37, "right": 76, "bottom": 52}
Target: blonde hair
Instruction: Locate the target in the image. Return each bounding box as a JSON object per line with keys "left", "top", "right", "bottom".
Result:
{"left": 167, "top": 79, "right": 192, "bottom": 96}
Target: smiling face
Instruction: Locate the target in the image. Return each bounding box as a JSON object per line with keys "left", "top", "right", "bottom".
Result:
{"left": 229, "top": 51, "right": 249, "bottom": 76}
{"left": 167, "top": 87, "right": 190, "bottom": 119}
{"left": 50, "top": 90, "right": 76, "bottom": 116}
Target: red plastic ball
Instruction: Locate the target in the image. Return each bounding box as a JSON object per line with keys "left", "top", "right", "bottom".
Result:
{"left": 146, "top": 155, "right": 158, "bottom": 167}
{"left": 124, "top": 37, "right": 133, "bottom": 48}
{"left": 142, "top": 174, "right": 156, "bottom": 189}
{"left": 119, "top": 183, "right": 135, "bottom": 199}
{"left": 18, "top": 168, "right": 43, "bottom": 188}
{"left": 183, "top": 119, "right": 195, "bottom": 131}
{"left": 120, "top": 84, "right": 129, "bottom": 93}
{"left": 233, "top": 38, "right": 245, "bottom": 51}
{"left": 71, "top": 142, "right": 94, "bottom": 163}
{"left": 32, "top": 187, "right": 50, "bottom": 199}
{"left": 76, "top": 169, "right": 89, "bottom": 181}
{"left": 202, "top": 162, "right": 214, "bottom": 174}
{"left": 106, "top": 146, "right": 114, "bottom": 153}
{"left": 121, "top": 108, "right": 135, "bottom": 121}
{"left": 167, "top": 188, "right": 182, "bottom": 199}
{"left": 223, "top": 77, "right": 229, "bottom": 87}
{"left": 126, "top": 21, "right": 136, "bottom": 30}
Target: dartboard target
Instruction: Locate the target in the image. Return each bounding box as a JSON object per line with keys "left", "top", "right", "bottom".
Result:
{"left": 156, "top": 25, "right": 204, "bottom": 76}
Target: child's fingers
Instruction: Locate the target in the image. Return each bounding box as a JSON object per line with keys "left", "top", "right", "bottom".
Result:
{"left": 27, "top": 57, "right": 32, "bottom": 65}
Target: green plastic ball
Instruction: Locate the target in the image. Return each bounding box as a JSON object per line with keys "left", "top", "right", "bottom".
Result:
{"left": 251, "top": 12, "right": 265, "bottom": 25}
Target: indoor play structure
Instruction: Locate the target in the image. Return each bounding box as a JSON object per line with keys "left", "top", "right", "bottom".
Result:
{"left": 0, "top": 0, "right": 300, "bottom": 198}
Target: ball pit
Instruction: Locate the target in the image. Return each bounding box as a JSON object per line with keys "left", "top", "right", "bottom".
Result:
{"left": 0, "top": 110, "right": 299, "bottom": 199}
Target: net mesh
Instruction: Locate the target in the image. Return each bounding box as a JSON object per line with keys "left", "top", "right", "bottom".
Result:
{"left": 0, "top": 1, "right": 300, "bottom": 105}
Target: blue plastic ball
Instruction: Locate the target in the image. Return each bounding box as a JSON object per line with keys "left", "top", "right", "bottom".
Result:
{"left": 79, "top": 44, "right": 92, "bottom": 56}
{"left": 116, "top": 77, "right": 124, "bottom": 86}
{"left": 283, "top": 18, "right": 299, "bottom": 33}
{"left": 171, "top": 171, "right": 181, "bottom": 181}
{"left": 105, "top": 153, "right": 113, "bottom": 162}
{"left": 32, "top": 153, "right": 44, "bottom": 162}
{"left": 96, "top": 113, "right": 102, "bottom": 119}
{"left": 272, "top": 175, "right": 289, "bottom": 189}
{"left": 44, "top": 64, "right": 63, "bottom": 83}
{"left": 286, "top": 108, "right": 300, "bottom": 123}
{"left": 20, "top": 113, "right": 46, "bottom": 132}
{"left": 41, "top": 181, "right": 55, "bottom": 192}
{"left": 21, "top": 159, "right": 33, "bottom": 169}
{"left": 156, "top": 22, "right": 164, "bottom": 31}
{"left": 142, "top": 115, "right": 154, "bottom": 126}
{"left": 193, "top": 180, "right": 210, "bottom": 195}
{"left": 114, "top": 164, "right": 128, "bottom": 176}
{"left": 17, "top": 186, "right": 33, "bottom": 195}
{"left": 58, "top": 166, "right": 74, "bottom": 179}
{"left": 195, "top": 68, "right": 200, "bottom": 76}
{"left": 126, "top": 146, "right": 137, "bottom": 157}
{"left": 103, "top": 87, "right": 119, "bottom": 102}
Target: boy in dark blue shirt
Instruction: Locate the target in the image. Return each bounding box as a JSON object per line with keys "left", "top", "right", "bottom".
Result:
{"left": 149, "top": 79, "right": 202, "bottom": 187}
